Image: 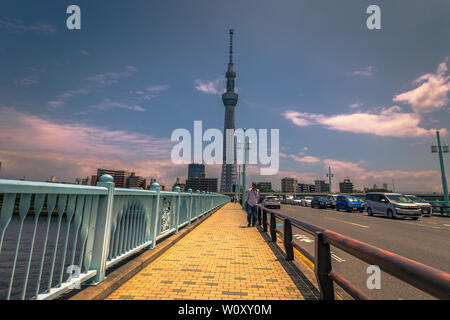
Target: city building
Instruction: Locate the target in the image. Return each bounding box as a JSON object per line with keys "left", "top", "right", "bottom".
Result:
{"left": 75, "top": 176, "right": 91, "bottom": 185}
{"left": 315, "top": 180, "right": 330, "bottom": 193}
{"left": 186, "top": 173, "right": 218, "bottom": 192}
{"left": 188, "top": 163, "right": 205, "bottom": 179}
{"left": 298, "top": 183, "right": 315, "bottom": 193}
{"left": 383, "top": 183, "right": 388, "bottom": 190}
{"left": 94, "top": 168, "right": 146, "bottom": 189}
{"left": 172, "top": 177, "right": 186, "bottom": 192}
{"left": 281, "top": 177, "right": 298, "bottom": 193}
{"left": 339, "top": 178, "right": 354, "bottom": 193}
{"left": 257, "top": 182, "right": 272, "bottom": 190}
{"left": 127, "top": 173, "right": 146, "bottom": 189}
{"left": 220, "top": 29, "right": 238, "bottom": 192}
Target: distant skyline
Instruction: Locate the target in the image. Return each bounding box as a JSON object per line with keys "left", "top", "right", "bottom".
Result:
{"left": 0, "top": 0, "right": 450, "bottom": 193}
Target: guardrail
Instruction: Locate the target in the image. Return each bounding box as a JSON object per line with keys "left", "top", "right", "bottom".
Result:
{"left": 0, "top": 175, "right": 229, "bottom": 300}
{"left": 257, "top": 205, "right": 450, "bottom": 300}
{"left": 430, "top": 203, "right": 450, "bottom": 216}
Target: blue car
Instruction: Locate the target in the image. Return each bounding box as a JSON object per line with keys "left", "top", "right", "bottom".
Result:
{"left": 336, "top": 195, "right": 364, "bottom": 213}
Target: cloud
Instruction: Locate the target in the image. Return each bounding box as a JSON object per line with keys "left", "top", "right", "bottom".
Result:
{"left": 13, "top": 76, "right": 38, "bottom": 87}
{"left": 48, "top": 100, "right": 65, "bottom": 107}
{"left": 91, "top": 99, "right": 145, "bottom": 112}
{"left": 0, "top": 18, "right": 56, "bottom": 34}
{"left": 194, "top": 78, "right": 225, "bottom": 95}
{"left": 393, "top": 60, "right": 450, "bottom": 114}
{"left": 80, "top": 51, "right": 90, "bottom": 56}
{"left": 349, "top": 102, "right": 363, "bottom": 109}
{"left": 0, "top": 106, "right": 186, "bottom": 186}
{"left": 147, "top": 85, "right": 169, "bottom": 92}
{"left": 282, "top": 107, "right": 445, "bottom": 138}
{"left": 86, "top": 66, "right": 137, "bottom": 85}
{"left": 349, "top": 66, "right": 375, "bottom": 77}
{"left": 281, "top": 153, "right": 321, "bottom": 164}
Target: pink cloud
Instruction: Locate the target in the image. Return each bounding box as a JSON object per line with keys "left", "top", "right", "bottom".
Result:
{"left": 282, "top": 107, "right": 445, "bottom": 138}
{"left": 194, "top": 78, "right": 225, "bottom": 95}
{"left": 393, "top": 60, "right": 450, "bottom": 114}
{"left": 0, "top": 107, "right": 189, "bottom": 186}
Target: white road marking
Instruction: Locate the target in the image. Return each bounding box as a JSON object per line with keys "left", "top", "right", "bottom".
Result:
{"left": 444, "top": 224, "right": 450, "bottom": 227}
{"left": 293, "top": 234, "right": 314, "bottom": 243}
{"left": 324, "top": 217, "right": 370, "bottom": 229}
{"left": 331, "top": 251, "right": 346, "bottom": 262}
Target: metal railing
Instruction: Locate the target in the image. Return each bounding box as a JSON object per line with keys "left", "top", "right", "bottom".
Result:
{"left": 257, "top": 205, "right": 450, "bottom": 300}
{"left": 0, "top": 175, "right": 229, "bottom": 300}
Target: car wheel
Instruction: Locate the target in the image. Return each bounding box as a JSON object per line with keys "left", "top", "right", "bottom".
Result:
{"left": 387, "top": 209, "right": 394, "bottom": 219}
{"left": 411, "top": 217, "right": 419, "bottom": 221}
{"left": 367, "top": 208, "right": 373, "bottom": 216}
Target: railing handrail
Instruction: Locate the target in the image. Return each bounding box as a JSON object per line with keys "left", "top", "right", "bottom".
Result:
{"left": 0, "top": 179, "right": 109, "bottom": 195}
{"left": 258, "top": 205, "right": 450, "bottom": 300}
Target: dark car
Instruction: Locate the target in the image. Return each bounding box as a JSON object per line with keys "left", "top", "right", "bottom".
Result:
{"left": 311, "top": 196, "right": 328, "bottom": 209}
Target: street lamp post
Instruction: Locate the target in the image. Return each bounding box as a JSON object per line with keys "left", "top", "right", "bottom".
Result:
{"left": 431, "top": 130, "right": 449, "bottom": 214}
{"left": 238, "top": 129, "right": 250, "bottom": 209}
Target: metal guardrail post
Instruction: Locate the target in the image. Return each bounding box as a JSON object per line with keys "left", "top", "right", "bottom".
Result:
{"left": 257, "top": 206, "right": 261, "bottom": 225}
{"left": 91, "top": 175, "right": 115, "bottom": 283}
{"left": 151, "top": 183, "right": 161, "bottom": 249}
{"left": 315, "top": 232, "right": 334, "bottom": 300}
{"left": 270, "top": 212, "right": 276, "bottom": 242}
{"left": 284, "top": 219, "right": 294, "bottom": 261}
{"left": 174, "top": 187, "right": 181, "bottom": 234}
{"left": 262, "top": 208, "right": 267, "bottom": 232}
{"left": 196, "top": 190, "right": 200, "bottom": 220}
{"left": 188, "top": 189, "right": 193, "bottom": 225}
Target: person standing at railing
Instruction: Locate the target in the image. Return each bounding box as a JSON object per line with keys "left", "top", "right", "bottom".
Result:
{"left": 245, "top": 182, "right": 259, "bottom": 227}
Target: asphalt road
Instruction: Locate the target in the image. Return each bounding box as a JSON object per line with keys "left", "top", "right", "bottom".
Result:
{"left": 274, "top": 204, "right": 450, "bottom": 300}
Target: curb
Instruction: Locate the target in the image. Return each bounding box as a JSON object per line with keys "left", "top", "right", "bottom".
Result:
{"left": 69, "top": 203, "right": 227, "bottom": 300}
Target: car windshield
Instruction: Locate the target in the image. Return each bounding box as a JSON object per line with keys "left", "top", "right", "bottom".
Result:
{"left": 386, "top": 195, "right": 414, "bottom": 203}
{"left": 318, "top": 197, "right": 328, "bottom": 201}
{"left": 265, "top": 197, "right": 276, "bottom": 200}
{"left": 305, "top": 196, "right": 313, "bottom": 200}
{"left": 346, "top": 196, "right": 360, "bottom": 202}
{"left": 407, "top": 196, "right": 426, "bottom": 203}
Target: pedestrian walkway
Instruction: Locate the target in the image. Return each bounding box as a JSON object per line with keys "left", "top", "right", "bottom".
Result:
{"left": 106, "top": 202, "right": 318, "bottom": 300}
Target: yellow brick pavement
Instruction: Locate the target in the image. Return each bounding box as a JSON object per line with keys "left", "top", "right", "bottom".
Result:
{"left": 106, "top": 202, "right": 316, "bottom": 300}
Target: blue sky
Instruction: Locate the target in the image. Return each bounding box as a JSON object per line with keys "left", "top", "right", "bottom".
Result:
{"left": 0, "top": 0, "right": 449, "bottom": 192}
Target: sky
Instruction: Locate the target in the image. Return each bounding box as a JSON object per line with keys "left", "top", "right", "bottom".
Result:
{"left": 0, "top": 0, "right": 450, "bottom": 193}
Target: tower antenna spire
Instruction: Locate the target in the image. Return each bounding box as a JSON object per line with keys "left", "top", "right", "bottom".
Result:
{"left": 229, "top": 29, "right": 234, "bottom": 64}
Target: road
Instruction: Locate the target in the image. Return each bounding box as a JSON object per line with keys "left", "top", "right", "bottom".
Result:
{"left": 274, "top": 204, "right": 450, "bottom": 300}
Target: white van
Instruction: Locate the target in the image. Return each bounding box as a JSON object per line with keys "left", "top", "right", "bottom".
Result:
{"left": 365, "top": 193, "right": 422, "bottom": 220}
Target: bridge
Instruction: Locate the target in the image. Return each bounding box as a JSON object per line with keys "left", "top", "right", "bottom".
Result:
{"left": 0, "top": 176, "right": 449, "bottom": 300}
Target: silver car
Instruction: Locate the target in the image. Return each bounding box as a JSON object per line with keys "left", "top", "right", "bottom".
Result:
{"left": 301, "top": 196, "right": 313, "bottom": 207}
{"left": 263, "top": 196, "right": 281, "bottom": 209}
{"left": 405, "top": 195, "right": 432, "bottom": 217}
{"left": 365, "top": 193, "right": 421, "bottom": 220}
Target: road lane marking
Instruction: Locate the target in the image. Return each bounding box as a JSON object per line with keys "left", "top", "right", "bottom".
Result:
{"left": 331, "top": 253, "right": 346, "bottom": 263}
{"left": 444, "top": 224, "right": 450, "bottom": 227}
{"left": 324, "top": 217, "right": 370, "bottom": 229}
{"left": 293, "top": 234, "right": 314, "bottom": 243}
{"left": 401, "top": 222, "right": 442, "bottom": 230}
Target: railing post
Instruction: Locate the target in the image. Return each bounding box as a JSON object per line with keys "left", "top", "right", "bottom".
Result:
{"left": 263, "top": 209, "right": 268, "bottom": 232}
{"left": 270, "top": 212, "right": 276, "bottom": 242}
{"left": 91, "top": 174, "right": 115, "bottom": 283}
{"left": 188, "top": 189, "right": 193, "bottom": 225}
{"left": 257, "top": 206, "right": 261, "bottom": 225}
{"left": 284, "top": 219, "right": 294, "bottom": 260}
{"left": 196, "top": 190, "right": 200, "bottom": 220}
{"left": 151, "top": 183, "right": 161, "bottom": 249}
{"left": 315, "top": 232, "right": 334, "bottom": 300}
{"left": 174, "top": 186, "right": 181, "bottom": 234}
